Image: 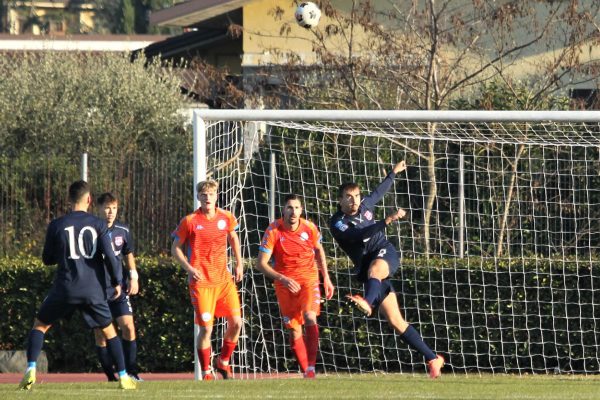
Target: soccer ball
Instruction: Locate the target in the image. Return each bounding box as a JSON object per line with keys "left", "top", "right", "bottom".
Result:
{"left": 295, "top": 2, "right": 321, "bottom": 29}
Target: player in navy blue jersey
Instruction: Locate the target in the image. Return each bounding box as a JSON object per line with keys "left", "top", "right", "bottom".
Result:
{"left": 329, "top": 161, "right": 445, "bottom": 379}
{"left": 18, "top": 181, "right": 137, "bottom": 391}
{"left": 93, "top": 193, "right": 141, "bottom": 382}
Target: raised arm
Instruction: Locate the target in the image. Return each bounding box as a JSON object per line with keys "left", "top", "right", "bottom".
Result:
{"left": 331, "top": 209, "right": 407, "bottom": 243}
{"left": 331, "top": 218, "right": 388, "bottom": 243}
{"left": 362, "top": 161, "right": 406, "bottom": 208}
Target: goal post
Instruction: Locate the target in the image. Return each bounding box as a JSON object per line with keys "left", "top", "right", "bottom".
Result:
{"left": 193, "top": 109, "right": 600, "bottom": 377}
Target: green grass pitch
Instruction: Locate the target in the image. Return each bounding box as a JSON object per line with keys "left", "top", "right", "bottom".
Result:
{"left": 2, "top": 374, "right": 600, "bottom": 399}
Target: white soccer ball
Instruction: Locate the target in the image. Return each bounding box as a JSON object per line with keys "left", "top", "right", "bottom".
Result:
{"left": 295, "top": 2, "right": 321, "bottom": 29}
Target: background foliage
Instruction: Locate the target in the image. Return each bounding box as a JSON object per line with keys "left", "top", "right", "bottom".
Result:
{"left": 2, "top": 255, "right": 599, "bottom": 373}
{"left": 0, "top": 51, "right": 191, "bottom": 257}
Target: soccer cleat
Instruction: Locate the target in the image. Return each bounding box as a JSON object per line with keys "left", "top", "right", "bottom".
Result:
{"left": 303, "top": 368, "right": 316, "bottom": 379}
{"left": 18, "top": 368, "right": 36, "bottom": 391}
{"left": 215, "top": 358, "right": 233, "bottom": 380}
{"left": 129, "top": 373, "right": 143, "bottom": 382}
{"left": 346, "top": 294, "right": 372, "bottom": 317}
{"left": 118, "top": 375, "right": 138, "bottom": 390}
{"left": 106, "top": 374, "right": 118, "bottom": 382}
{"left": 428, "top": 355, "right": 445, "bottom": 379}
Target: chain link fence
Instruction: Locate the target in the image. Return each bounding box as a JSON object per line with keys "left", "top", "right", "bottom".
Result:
{"left": 0, "top": 153, "right": 194, "bottom": 257}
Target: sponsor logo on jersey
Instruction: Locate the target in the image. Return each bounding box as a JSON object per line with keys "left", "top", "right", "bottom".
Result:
{"left": 334, "top": 220, "right": 349, "bottom": 232}
{"left": 196, "top": 225, "right": 204, "bottom": 230}
{"left": 217, "top": 220, "right": 227, "bottom": 230}
{"left": 364, "top": 210, "right": 373, "bottom": 220}
{"left": 114, "top": 236, "right": 124, "bottom": 247}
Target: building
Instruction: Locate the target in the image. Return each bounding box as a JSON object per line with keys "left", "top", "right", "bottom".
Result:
{"left": 1, "top": 1, "right": 96, "bottom": 35}
{"left": 146, "top": 0, "right": 600, "bottom": 109}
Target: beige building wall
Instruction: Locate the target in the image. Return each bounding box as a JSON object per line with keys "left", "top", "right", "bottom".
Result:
{"left": 241, "top": 0, "right": 359, "bottom": 67}
{"left": 7, "top": 1, "right": 95, "bottom": 35}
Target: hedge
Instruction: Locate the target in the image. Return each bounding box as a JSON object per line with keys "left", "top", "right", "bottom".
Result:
{"left": 1, "top": 255, "right": 599, "bottom": 373}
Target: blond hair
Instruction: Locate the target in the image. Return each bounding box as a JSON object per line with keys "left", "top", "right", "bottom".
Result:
{"left": 196, "top": 179, "right": 219, "bottom": 193}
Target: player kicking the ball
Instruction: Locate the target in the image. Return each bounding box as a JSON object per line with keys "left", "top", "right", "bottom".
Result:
{"left": 171, "top": 179, "right": 243, "bottom": 380}
{"left": 257, "top": 194, "right": 334, "bottom": 378}
{"left": 329, "top": 161, "right": 444, "bottom": 378}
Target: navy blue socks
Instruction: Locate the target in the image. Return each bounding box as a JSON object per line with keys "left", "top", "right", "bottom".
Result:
{"left": 364, "top": 278, "right": 382, "bottom": 306}
{"left": 400, "top": 325, "right": 436, "bottom": 361}
{"left": 26, "top": 329, "right": 45, "bottom": 364}
{"left": 106, "top": 336, "right": 127, "bottom": 374}
{"left": 96, "top": 345, "right": 117, "bottom": 380}
{"left": 122, "top": 339, "right": 138, "bottom": 374}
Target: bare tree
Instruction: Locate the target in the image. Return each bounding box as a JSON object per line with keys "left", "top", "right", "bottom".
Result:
{"left": 252, "top": 0, "right": 600, "bottom": 256}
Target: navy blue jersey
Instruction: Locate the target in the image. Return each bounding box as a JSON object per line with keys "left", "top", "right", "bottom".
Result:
{"left": 104, "top": 221, "right": 135, "bottom": 298}
{"left": 329, "top": 172, "right": 397, "bottom": 272}
{"left": 42, "top": 211, "right": 123, "bottom": 304}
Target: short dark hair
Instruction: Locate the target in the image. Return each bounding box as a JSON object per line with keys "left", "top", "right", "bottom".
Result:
{"left": 338, "top": 182, "right": 360, "bottom": 199}
{"left": 97, "top": 192, "right": 118, "bottom": 206}
{"left": 68, "top": 180, "right": 90, "bottom": 204}
{"left": 283, "top": 193, "right": 303, "bottom": 205}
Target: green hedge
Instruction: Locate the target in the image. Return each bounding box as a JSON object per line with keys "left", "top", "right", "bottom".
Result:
{"left": 0, "top": 256, "right": 193, "bottom": 372}
{"left": 2, "top": 255, "right": 599, "bottom": 373}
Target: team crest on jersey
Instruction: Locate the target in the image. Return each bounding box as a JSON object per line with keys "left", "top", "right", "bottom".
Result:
{"left": 334, "top": 220, "right": 349, "bottom": 232}
{"left": 364, "top": 210, "right": 373, "bottom": 221}
{"left": 300, "top": 232, "right": 309, "bottom": 241}
{"left": 201, "top": 312, "right": 212, "bottom": 322}
{"left": 114, "top": 236, "right": 124, "bottom": 247}
{"left": 217, "top": 219, "right": 227, "bottom": 230}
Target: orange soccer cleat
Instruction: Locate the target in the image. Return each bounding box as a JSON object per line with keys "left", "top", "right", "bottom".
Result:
{"left": 346, "top": 294, "right": 373, "bottom": 317}
{"left": 428, "top": 355, "right": 445, "bottom": 379}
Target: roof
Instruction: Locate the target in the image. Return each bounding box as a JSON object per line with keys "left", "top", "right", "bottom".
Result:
{"left": 0, "top": 34, "right": 168, "bottom": 52}
{"left": 132, "top": 28, "right": 231, "bottom": 60}
{"left": 150, "top": 0, "right": 251, "bottom": 27}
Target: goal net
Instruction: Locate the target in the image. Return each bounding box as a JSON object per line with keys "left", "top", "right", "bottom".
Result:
{"left": 194, "top": 110, "right": 600, "bottom": 377}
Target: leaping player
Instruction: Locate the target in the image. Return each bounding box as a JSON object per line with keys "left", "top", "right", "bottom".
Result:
{"left": 329, "top": 161, "right": 445, "bottom": 378}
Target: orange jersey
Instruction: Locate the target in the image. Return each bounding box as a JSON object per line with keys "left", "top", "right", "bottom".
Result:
{"left": 172, "top": 207, "right": 238, "bottom": 288}
{"left": 259, "top": 218, "right": 321, "bottom": 284}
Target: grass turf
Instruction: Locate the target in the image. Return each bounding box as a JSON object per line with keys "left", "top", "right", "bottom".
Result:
{"left": 2, "top": 374, "right": 600, "bottom": 399}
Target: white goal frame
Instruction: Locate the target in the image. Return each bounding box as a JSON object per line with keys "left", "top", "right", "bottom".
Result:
{"left": 191, "top": 109, "right": 600, "bottom": 379}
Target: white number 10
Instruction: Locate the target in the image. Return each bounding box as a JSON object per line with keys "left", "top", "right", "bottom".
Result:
{"left": 65, "top": 226, "right": 98, "bottom": 259}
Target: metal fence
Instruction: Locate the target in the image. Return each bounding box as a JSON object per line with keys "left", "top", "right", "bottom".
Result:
{"left": 0, "top": 153, "right": 194, "bottom": 257}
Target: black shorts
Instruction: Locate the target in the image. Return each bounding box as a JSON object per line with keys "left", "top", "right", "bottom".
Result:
{"left": 37, "top": 294, "right": 113, "bottom": 329}
{"left": 355, "top": 243, "right": 400, "bottom": 282}
{"left": 108, "top": 294, "right": 134, "bottom": 319}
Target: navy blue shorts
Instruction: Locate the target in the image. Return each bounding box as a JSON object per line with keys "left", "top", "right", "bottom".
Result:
{"left": 355, "top": 243, "right": 400, "bottom": 282}
{"left": 109, "top": 293, "right": 133, "bottom": 319}
{"left": 368, "top": 279, "right": 395, "bottom": 309}
{"left": 37, "top": 295, "right": 113, "bottom": 329}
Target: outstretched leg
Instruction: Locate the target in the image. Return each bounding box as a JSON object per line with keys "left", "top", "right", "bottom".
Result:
{"left": 379, "top": 292, "right": 444, "bottom": 378}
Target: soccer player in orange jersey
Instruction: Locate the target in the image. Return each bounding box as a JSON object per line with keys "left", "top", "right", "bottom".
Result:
{"left": 171, "top": 179, "right": 243, "bottom": 380}
{"left": 256, "top": 194, "right": 335, "bottom": 378}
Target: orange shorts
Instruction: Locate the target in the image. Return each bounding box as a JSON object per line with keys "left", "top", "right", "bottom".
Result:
{"left": 274, "top": 280, "right": 321, "bottom": 330}
{"left": 189, "top": 279, "right": 241, "bottom": 326}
